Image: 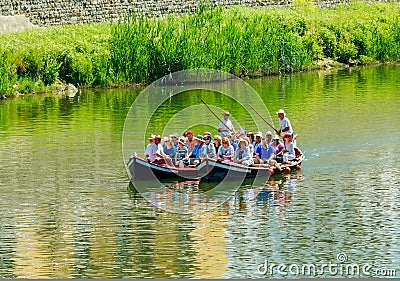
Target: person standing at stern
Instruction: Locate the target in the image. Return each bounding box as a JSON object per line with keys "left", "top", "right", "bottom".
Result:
{"left": 218, "top": 111, "right": 234, "bottom": 138}
{"left": 276, "top": 109, "right": 293, "bottom": 137}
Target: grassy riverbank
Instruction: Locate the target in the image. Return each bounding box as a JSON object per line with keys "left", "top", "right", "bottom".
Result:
{"left": 1, "top": 2, "right": 400, "bottom": 96}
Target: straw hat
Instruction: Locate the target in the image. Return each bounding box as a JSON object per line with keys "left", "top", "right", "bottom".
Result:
{"left": 223, "top": 111, "right": 230, "bottom": 116}
{"left": 238, "top": 138, "right": 248, "bottom": 146}
{"left": 154, "top": 135, "right": 162, "bottom": 140}
{"left": 273, "top": 135, "right": 280, "bottom": 140}
{"left": 283, "top": 132, "right": 292, "bottom": 139}
{"left": 148, "top": 134, "right": 156, "bottom": 140}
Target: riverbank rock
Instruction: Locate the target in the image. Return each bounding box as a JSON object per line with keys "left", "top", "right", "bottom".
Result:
{"left": 0, "top": 15, "right": 36, "bottom": 34}
{"left": 67, "top": 83, "right": 78, "bottom": 98}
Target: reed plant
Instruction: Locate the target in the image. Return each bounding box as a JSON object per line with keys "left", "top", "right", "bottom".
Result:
{"left": 1, "top": 2, "right": 400, "bottom": 95}
{"left": 110, "top": 2, "right": 400, "bottom": 83}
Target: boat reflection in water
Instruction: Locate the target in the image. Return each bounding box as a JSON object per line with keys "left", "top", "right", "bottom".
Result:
{"left": 223, "top": 173, "right": 304, "bottom": 217}
{"left": 128, "top": 179, "right": 230, "bottom": 213}
{"left": 126, "top": 173, "right": 304, "bottom": 278}
{"left": 127, "top": 172, "right": 304, "bottom": 214}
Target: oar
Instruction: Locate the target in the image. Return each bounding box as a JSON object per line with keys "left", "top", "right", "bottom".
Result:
{"left": 201, "top": 99, "right": 236, "bottom": 134}
{"left": 247, "top": 103, "right": 279, "bottom": 134}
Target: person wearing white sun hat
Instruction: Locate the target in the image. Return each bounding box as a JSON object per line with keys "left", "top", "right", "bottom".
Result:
{"left": 253, "top": 131, "right": 263, "bottom": 151}
{"left": 145, "top": 134, "right": 156, "bottom": 160}
{"left": 276, "top": 109, "right": 293, "bottom": 137}
{"left": 233, "top": 138, "right": 254, "bottom": 166}
{"left": 282, "top": 132, "right": 296, "bottom": 163}
{"left": 218, "top": 111, "right": 235, "bottom": 138}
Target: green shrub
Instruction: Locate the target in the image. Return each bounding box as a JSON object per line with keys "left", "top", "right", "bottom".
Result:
{"left": 335, "top": 41, "right": 358, "bottom": 63}
{"left": 0, "top": 52, "right": 17, "bottom": 94}
{"left": 319, "top": 27, "right": 337, "bottom": 58}
{"left": 41, "top": 52, "right": 60, "bottom": 86}
{"left": 18, "top": 78, "right": 36, "bottom": 94}
{"left": 359, "top": 55, "right": 374, "bottom": 64}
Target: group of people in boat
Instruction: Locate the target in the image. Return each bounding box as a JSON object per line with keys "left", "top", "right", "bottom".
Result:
{"left": 145, "top": 109, "right": 298, "bottom": 170}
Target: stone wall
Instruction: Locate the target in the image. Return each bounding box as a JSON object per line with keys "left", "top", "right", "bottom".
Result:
{"left": 0, "top": 0, "right": 357, "bottom": 26}
{"left": 0, "top": 15, "right": 35, "bottom": 33}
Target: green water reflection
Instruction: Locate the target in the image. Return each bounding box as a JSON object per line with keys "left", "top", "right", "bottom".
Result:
{"left": 0, "top": 65, "right": 399, "bottom": 278}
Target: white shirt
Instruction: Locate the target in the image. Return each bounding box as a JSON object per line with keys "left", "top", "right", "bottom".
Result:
{"left": 145, "top": 143, "right": 152, "bottom": 157}
{"left": 279, "top": 117, "right": 293, "bottom": 135}
{"left": 148, "top": 143, "right": 164, "bottom": 162}
{"left": 218, "top": 119, "right": 234, "bottom": 138}
{"left": 283, "top": 141, "right": 296, "bottom": 161}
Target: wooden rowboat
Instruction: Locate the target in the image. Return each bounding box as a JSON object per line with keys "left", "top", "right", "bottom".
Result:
{"left": 127, "top": 149, "right": 304, "bottom": 182}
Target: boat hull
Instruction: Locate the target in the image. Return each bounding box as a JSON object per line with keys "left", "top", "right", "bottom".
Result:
{"left": 128, "top": 157, "right": 203, "bottom": 181}
{"left": 127, "top": 153, "right": 304, "bottom": 183}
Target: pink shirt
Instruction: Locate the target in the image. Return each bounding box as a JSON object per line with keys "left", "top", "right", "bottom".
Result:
{"left": 271, "top": 142, "right": 284, "bottom": 155}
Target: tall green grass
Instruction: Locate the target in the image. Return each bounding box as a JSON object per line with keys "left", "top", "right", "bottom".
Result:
{"left": 1, "top": 2, "right": 400, "bottom": 95}
{"left": 110, "top": 5, "right": 314, "bottom": 83}
{"left": 110, "top": 2, "right": 400, "bottom": 83}
{"left": 0, "top": 23, "right": 112, "bottom": 94}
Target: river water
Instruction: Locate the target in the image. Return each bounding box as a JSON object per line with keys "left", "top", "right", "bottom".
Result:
{"left": 0, "top": 65, "right": 399, "bottom": 278}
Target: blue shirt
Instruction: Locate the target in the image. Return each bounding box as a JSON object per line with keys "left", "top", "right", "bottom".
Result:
{"left": 253, "top": 141, "right": 261, "bottom": 151}
{"left": 163, "top": 146, "right": 176, "bottom": 158}
{"left": 231, "top": 140, "right": 238, "bottom": 151}
{"left": 233, "top": 146, "right": 252, "bottom": 161}
{"left": 255, "top": 144, "right": 274, "bottom": 159}
{"left": 218, "top": 145, "right": 234, "bottom": 157}
{"left": 176, "top": 147, "right": 188, "bottom": 160}
{"left": 191, "top": 143, "right": 206, "bottom": 158}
